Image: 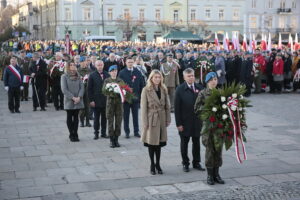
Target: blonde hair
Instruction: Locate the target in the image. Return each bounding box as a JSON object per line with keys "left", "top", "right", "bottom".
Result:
{"left": 64, "top": 61, "right": 77, "bottom": 74}
{"left": 146, "top": 70, "right": 168, "bottom": 93}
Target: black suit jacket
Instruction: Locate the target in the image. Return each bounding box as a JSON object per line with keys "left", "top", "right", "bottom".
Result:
{"left": 29, "top": 59, "right": 48, "bottom": 89}
{"left": 88, "top": 70, "right": 110, "bottom": 108}
{"left": 175, "top": 82, "right": 203, "bottom": 137}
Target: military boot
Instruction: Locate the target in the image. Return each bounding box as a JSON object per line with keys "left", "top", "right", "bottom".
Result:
{"left": 110, "top": 137, "right": 116, "bottom": 148}
{"left": 207, "top": 168, "right": 215, "bottom": 185}
{"left": 213, "top": 167, "right": 225, "bottom": 184}
{"left": 115, "top": 136, "right": 120, "bottom": 147}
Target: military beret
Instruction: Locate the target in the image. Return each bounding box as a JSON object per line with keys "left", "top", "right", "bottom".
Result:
{"left": 205, "top": 72, "right": 218, "bottom": 83}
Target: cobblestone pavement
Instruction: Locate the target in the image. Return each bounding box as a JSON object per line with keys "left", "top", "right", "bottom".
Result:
{"left": 0, "top": 83, "right": 300, "bottom": 200}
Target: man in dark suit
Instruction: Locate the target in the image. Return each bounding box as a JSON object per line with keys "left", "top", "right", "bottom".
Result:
{"left": 88, "top": 60, "right": 110, "bottom": 140}
{"left": 29, "top": 52, "right": 48, "bottom": 111}
{"left": 3, "top": 57, "right": 23, "bottom": 113}
{"left": 104, "top": 53, "right": 119, "bottom": 72}
{"left": 175, "top": 68, "right": 205, "bottom": 172}
{"left": 118, "top": 57, "right": 145, "bottom": 138}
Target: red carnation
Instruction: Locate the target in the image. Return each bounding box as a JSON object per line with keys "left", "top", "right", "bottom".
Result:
{"left": 209, "top": 116, "right": 216, "bottom": 123}
{"left": 217, "top": 123, "right": 223, "bottom": 128}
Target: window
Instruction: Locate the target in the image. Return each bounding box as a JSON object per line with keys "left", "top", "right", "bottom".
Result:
{"left": 124, "top": 8, "right": 130, "bottom": 19}
{"left": 191, "top": 9, "right": 196, "bottom": 21}
{"left": 268, "top": 0, "right": 273, "bottom": 8}
{"left": 280, "top": 0, "right": 285, "bottom": 9}
{"left": 252, "top": 0, "right": 256, "bottom": 8}
{"left": 266, "top": 16, "right": 272, "bottom": 28}
{"left": 106, "top": 31, "right": 115, "bottom": 36}
{"left": 233, "top": 9, "right": 239, "bottom": 20}
{"left": 173, "top": 10, "right": 179, "bottom": 22}
{"left": 139, "top": 8, "right": 145, "bottom": 21}
{"left": 291, "top": 17, "right": 297, "bottom": 29}
{"left": 155, "top": 9, "right": 161, "bottom": 21}
{"left": 83, "top": 8, "right": 91, "bottom": 20}
{"left": 205, "top": 9, "right": 211, "bottom": 19}
{"left": 219, "top": 9, "right": 224, "bottom": 20}
{"left": 107, "top": 8, "right": 113, "bottom": 20}
{"left": 250, "top": 16, "right": 257, "bottom": 28}
{"left": 279, "top": 16, "right": 285, "bottom": 28}
{"left": 65, "top": 7, "right": 71, "bottom": 20}
{"left": 292, "top": 0, "right": 296, "bottom": 8}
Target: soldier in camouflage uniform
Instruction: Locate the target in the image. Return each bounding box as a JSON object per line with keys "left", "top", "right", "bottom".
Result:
{"left": 194, "top": 72, "right": 225, "bottom": 185}
{"left": 78, "top": 59, "right": 92, "bottom": 127}
{"left": 103, "top": 65, "right": 124, "bottom": 148}
{"left": 18, "top": 50, "right": 31, "bottom": 101}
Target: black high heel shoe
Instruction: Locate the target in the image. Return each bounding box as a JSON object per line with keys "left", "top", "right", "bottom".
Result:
{"left": 150, "top": 164, "right": 156, "bottom": 175}
{"left": 156, "top": 164, "right": 163, "bottom": 174}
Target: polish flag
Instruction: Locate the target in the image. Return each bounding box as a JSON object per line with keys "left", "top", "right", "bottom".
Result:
{"left": 288, "top": 33, "right": 294, "bottom": 52}
{"left": 23, "top": 75, "right": 30, "bottom": 83}
{"left": 242, "top": 34, "right": 247, "bottom": 51}
{"left": 248, "top": 34, "right": 253, "bottom": 52}
{"left": 295, "top": 33, "right": 299, "bottom": 50}
{"left": 223, "top": 33, "right": 229, "bottom": 51}
{"left": 225, "top": 32, "right": 230, "bottom": 48}
{"left": 215, "top": 32, "right": 220, "bottom": 50}
{"left": 267, "top": 32, "right": 272, "bottom": 51}
{"left": 278, "top": 33, "right": 282, "bottom": 50}
{"left": 261, "top": 33, "right": 267, "bottom": 51}
{"left": 252, "top": 34, "right": 256, "bottom": 52}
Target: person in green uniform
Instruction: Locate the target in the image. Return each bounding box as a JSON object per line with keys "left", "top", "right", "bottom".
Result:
{"left": 103, "top": 65, "right": 124, "bottom": 148}
{"left": 78, "top": 59, "right": 92, "bottom": 127}
{"left": 194, "top": 72, "right": 225, "bottom": 185}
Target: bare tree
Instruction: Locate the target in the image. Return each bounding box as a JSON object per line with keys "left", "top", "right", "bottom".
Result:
{"left": 156, "top": 20, "right": 184, "bottom": 34}
{"left": 187, "top": 20, "right": 209, "bottom": 36}
{"left": 115, "top": 15, "right": 144, "bottom": 41}
{"left": 0, "top": 5, "right": 17, "bottom": 33}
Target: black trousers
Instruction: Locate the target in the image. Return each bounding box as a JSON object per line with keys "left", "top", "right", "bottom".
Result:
{"left": 20, "top": 83, "right": 29, "bottom": 100}
{"left": 66, "top": 109, "right": 80, "bottom": 139}
{"left": 8, "top": 87, "right": 20, "bottom": 112}
{"left": 123, "top": 102, "right": 139, "bottom": 136}
{"left": 32, "top": 84, "right": 46, "bottom": 109}
{"left": 267, "top": 75, "right": 275, "bottom": 92}
{"left": 94, "top": 107, "right": 107, "bottom": 136}
{"left": 52, "top": 85, "right": 64, "bottom": 109}
{"left": 180, "top": 135, "right": 201, "bottom": 166}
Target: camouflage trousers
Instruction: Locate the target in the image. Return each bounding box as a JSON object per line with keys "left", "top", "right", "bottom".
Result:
{"left": 80, "top": 93, "right": 90, "bottom": 123}
{"left": 202, "top": 133, "right": 223, "bottom": 168}
{"left": 106, "top": 98, "right": 123, "bottom": 137}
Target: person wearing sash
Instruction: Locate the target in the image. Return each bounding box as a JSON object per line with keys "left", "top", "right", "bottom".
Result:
{"left": 194, "top": 72, "right": 225, "bottom": 185}
{"left": 3, "top": 57, "right": 23, "bottom": 113}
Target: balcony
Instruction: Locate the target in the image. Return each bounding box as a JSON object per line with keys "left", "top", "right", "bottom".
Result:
{"left": 277, "top": 8, "right": 292, "bottom": 14}
{"left": 276, "top": 28, "right": 292, "bottom": 33}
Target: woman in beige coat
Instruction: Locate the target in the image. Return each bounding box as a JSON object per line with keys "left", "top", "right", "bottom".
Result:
{"left": 141, "top": 69, "right": 171, "bottom": 175}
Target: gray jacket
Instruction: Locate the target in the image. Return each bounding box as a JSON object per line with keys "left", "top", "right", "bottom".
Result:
{"left": 215, "top": 56, "right": 226, "bottom": 85}
{"left": 61, "top": 73, "right": 84, "bottom": 110}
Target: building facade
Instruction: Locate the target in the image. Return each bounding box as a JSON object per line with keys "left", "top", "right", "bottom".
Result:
{"left": 11, "top": 0, "right": 300, "bottom": 41}
{"left": 244, "top": 0, "right": 300, "bottom": 38}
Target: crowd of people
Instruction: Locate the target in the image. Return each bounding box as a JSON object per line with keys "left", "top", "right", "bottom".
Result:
{"left": 1, "top": 39, "right": 300, "bottom": 184}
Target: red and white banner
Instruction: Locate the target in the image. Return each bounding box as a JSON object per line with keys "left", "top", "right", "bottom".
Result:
{"left": 23, "top": 75, "right": 30, "bottom": 83}
{"left": 242, "top": 34, "right": 247, "bottom": 51}
{"left": 215, "top": 32, "right": 220, "bottom": 50}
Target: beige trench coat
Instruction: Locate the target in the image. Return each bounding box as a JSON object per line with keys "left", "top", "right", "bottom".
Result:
{"left": 141, "top": 86, "right": 171, "bottom": 146}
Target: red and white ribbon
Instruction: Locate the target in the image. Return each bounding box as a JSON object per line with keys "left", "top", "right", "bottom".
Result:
{"left": 227, "top": 97, "right": 247, "bottom": 164}
{"left": 111, "top": 83, "right": 125, "bottom": 103}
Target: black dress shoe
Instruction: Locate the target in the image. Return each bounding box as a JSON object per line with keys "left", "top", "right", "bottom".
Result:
{"left": 86, "top": 122, "right": 92, "bottom": 127}
{"left": 183, "top": 165, "right": 190, "bottom": 172}
{"left": 60, "top": 106, "right": 64, "bottom": 110}
{"left": 101, "top": 135, "right": 109, "bottom": 139}
{"left": 40, "top": 108, "right": 46, "bottom": 111}
{"left": 134, "top": 133, "right": 141, "bottom": 138}
{"left": 193, "top": 164, "right": 205, "bottom": 171}
{"left": 150, "top": 164, "right": 156, "bottom": 175}
{"left": 25, "top": 98, "right": 28, "bottom": 101}
{"left": 125, "top": 134, "right": 130, "bottom": 139}
{"left": 156, "top": 164, "right": 163, "bottom": 174}
{"left": 10, "top": 110, "right": 15, "bottom": 113}
{"left": 15, "top": 110, "right": 21, "bottom": 113}
{"left": 33, "top": 107, "right": 37, "bottom": 111}
{"left": 80, "top": 123, "right": 84, "bottom": 127}
{"left": 55, "top": 107, "right": 59, "bottom": 111}
{"left": 94, "top": 135, "right": 99, "bottom": 140}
